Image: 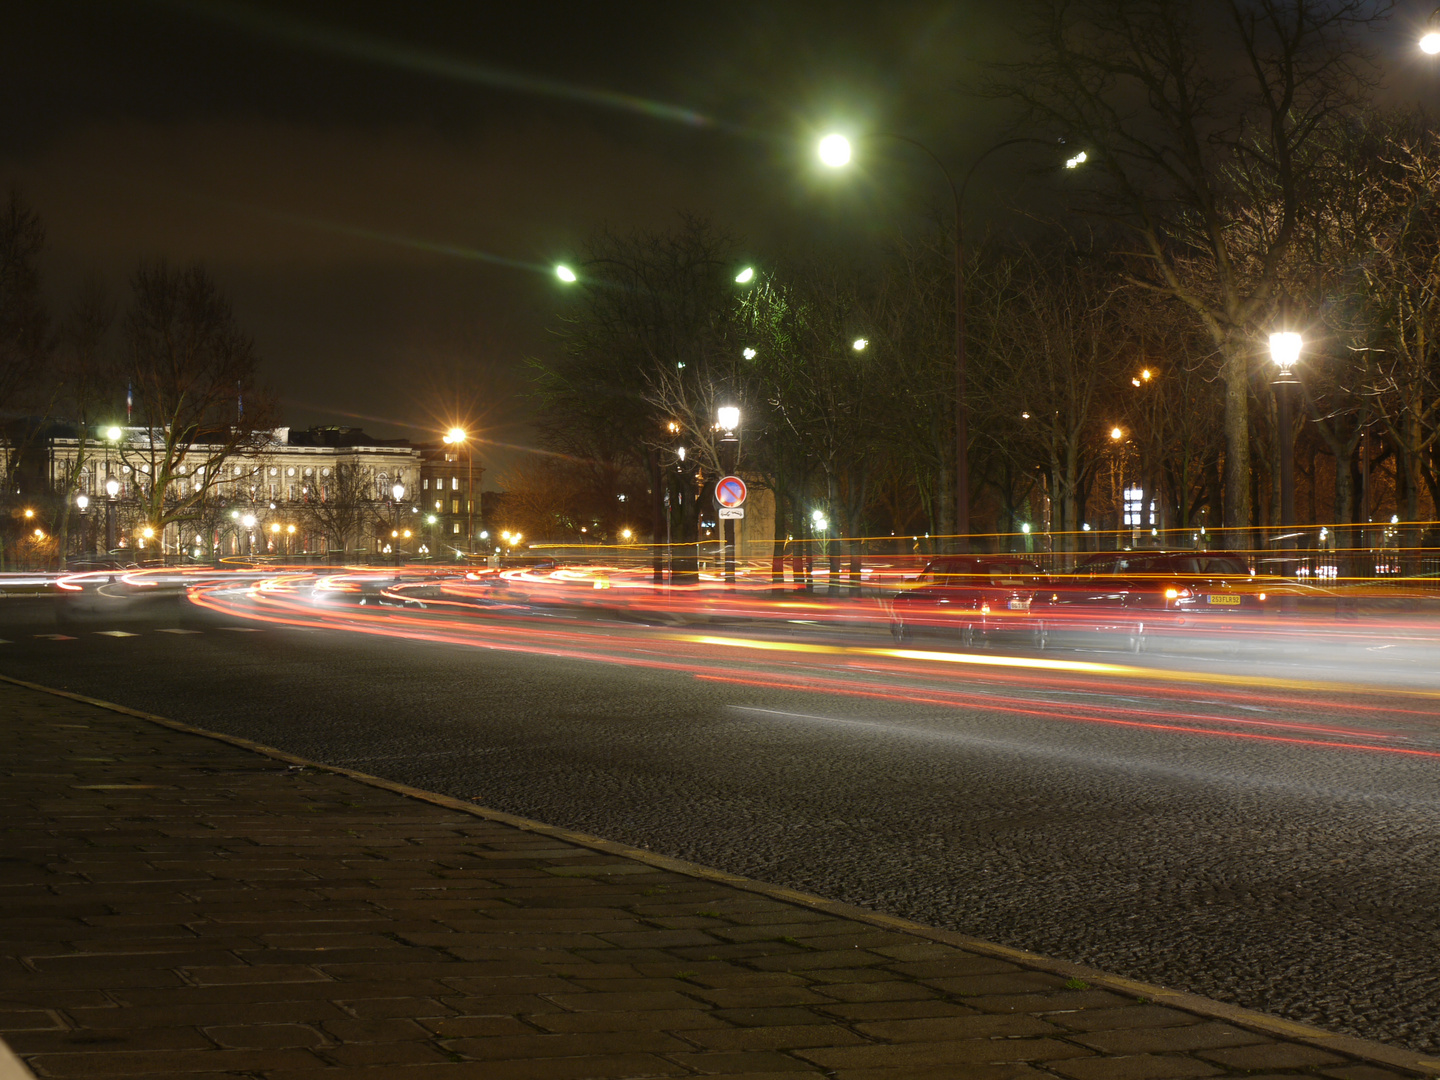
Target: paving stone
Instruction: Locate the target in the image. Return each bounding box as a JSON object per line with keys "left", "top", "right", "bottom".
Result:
{"left": 1196, "top": 1041, "right": 1346, "bottom": 1069}
{"left": 200, "top": 1022, "right": 325, "bottom": 1049}
{"left": 1046, "top": 1053, "right": 1225, "bottom": 1079}
{"left": 1073, "top": 1021, "right": 1270, "bottom": 1055}
{"left": 683, "top": 1023, "right": 869, "bottom": 1051}
{"left": 1047, "top": 1004, "right": 1206, "bottom": 1031}
{"left": 797, "top": 1036, "right": 1094, "bottom": 1069}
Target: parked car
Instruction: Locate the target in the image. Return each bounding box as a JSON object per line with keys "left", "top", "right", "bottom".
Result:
{"left": 889, "top": 555, "right": 1047, "bottom": 646}
{"left": 1030, "top": 551, "right": 1269, "bottom": 652}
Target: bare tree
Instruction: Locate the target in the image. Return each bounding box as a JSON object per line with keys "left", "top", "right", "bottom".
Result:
{"left": 987, "top": 0, "right": 1389, "bottom": 549}
{"left": 303, "top": 459, "right": 381, "bottom": 554}
{"left": 120, "top": 261, "right": 275, "bottom": 537}
{"left": 51, "top": 279, "right": 116, "bottom": 561}
{"left": 0, "top": 191, "right": 50, "bottom": 567}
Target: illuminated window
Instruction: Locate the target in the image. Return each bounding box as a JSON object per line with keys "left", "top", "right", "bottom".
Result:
{"left": 422, "top": 477, "right": 429, "bottom": 490}
{"left": 452, "top": 522, "right": 460, "bottom": 534}
{"left": 452, "top": 499, "right": 460, "bottom": 513}
{"left": 451, "top": 477, "right": 459, "bottom": 490}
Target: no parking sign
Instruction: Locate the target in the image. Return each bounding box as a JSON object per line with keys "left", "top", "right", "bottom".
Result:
{"left": 715, "top": 475, "right": 747, "bottom": 508}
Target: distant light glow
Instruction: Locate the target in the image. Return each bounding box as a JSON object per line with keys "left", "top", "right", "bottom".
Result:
{"left": 1423, "top": 31, "right": 1440, "bottom": 54}
{"left": 743, "top": 347, "right": 757, "bottom": 360}
{"left": 735, "top": 266, "right": 755, "bottom": 284}
{"left": 818, "top": 133, "right": 852, "bottom": 167}
{"left": 1110, "top": 426, "right": 1124, "bottom": 441}
{"left": 105, "top": 426, "right": 122, "bottom": 441}
{"left": 717, "top": 406, "right": 740, "bottom": 432}
{"left": 852, "top": 337, "right": 868, "bottom": 351}
{"left": 555, "top": 265, "right": 577, "bottom": 283}
{"left": 1065, "top": 150, "right": 1088, "bottom": 169}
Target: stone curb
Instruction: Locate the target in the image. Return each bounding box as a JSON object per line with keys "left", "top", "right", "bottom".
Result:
{"left": 5, "top": 671, "right": 1438, "bottom": 1078}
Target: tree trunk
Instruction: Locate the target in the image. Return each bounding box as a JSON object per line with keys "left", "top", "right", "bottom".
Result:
{"left": 1221, "top": 341, "right": 1251, "bottom": 552}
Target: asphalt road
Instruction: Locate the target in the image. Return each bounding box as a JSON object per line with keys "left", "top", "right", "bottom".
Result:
{"left": 2, "top": 583, "right": 1438, "bottom": 1055}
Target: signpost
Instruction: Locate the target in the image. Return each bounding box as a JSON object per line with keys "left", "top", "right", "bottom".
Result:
{"left": 715, "top": 475, "right": 746, "bottom": 585}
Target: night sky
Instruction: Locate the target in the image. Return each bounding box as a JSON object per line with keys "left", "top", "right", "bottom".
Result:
{"left": 3, "top": 1, "right": 1436, "bottom": 480}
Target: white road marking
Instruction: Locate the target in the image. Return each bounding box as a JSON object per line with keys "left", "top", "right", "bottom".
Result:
{"left": 156, "top": 628, "right": 201, "bottom": 634}
{"left": 34, "top": 634, "right": 76, "bottom": 641}
{"left": 94, "top": 631, "right": 138, "bottom": 637}
{"left": 217, "top": 627, "right": 262, "bottom": 632}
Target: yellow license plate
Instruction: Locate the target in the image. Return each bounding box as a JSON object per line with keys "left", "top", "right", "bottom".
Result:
{"left": 1207, "top": 594, "right": 1240, "bottom": 605}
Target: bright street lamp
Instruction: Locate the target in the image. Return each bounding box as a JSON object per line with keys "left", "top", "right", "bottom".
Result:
{"left": 852, "top": 337, "right": 868, "bottom": 352}
{"left": 1110, "top": 427, "right": 1124, "bottom": 441}
{"left": 818, "top": 133, "right": 852, "bottom": 167}
{"left": 555, "top": 264, "right": 577, "bottom": 283}
{"left": 735, "top": 266, "right": 755, "bottom": 284}
{"left": 75, "top": 494, "right": 89, "bottom": 511}
{"left": 717, "top": 406, "right": 740, "bottom": 434}
{"left": 1423, "top": 31, "right": 1440, "bottom": 54}
{"left": 105, "top": 426, "right": 122, "bottom": 441}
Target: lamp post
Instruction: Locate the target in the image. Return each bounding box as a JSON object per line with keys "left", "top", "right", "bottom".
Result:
{"left": 442, "top": 428, "right": 475, "bottom": 557}
{"left": 104, "top": 478, "right": 120, "bottom": 553}
{"left": 391, "top": 482, "right": 405, "bottom": 566}
{"left": 717, "top": 406, "right": 740, "bottom": 586}
{"left": 1269, "top": 332, "right": 1302, "bottom": 553}
{"left": 74, "top": 494, "right": 90, "bottom": 561}
{"left": 819, "top": 132, "right": 1085, "bottom": 553}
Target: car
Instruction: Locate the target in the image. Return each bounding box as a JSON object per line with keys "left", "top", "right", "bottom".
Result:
{"left": 889, "top": 555, "right": 1047, "bottom": 646}
{"left": 1030, "top": 551, "right": 1269, "bottom": 653}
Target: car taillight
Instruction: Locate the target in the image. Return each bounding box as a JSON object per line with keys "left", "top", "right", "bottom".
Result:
{"left": 1164, "top": 586, "right": 1193, "bottom": 600}
{"left": 1258, "top": 592, "right": 1266, "bottom": 601}
{"left": 980, "top": 602, "right": 991, "bottom": 615}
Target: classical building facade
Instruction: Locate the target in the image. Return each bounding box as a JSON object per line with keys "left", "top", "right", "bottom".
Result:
{"left": 43, "top": 425, "right": 436, "bottom": 559}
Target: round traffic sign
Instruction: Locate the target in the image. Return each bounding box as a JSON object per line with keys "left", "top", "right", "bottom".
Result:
{"left": 715, "top": 475, "right": 747, "bottom": 508}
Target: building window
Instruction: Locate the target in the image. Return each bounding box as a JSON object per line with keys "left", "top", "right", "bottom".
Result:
{"left": 453, "top": 522, "right": 460, "bottom": 534}
{"left": 434, "top": 499, "right": 442, "bottom": 511}
{"left": 452, "top": 499, "right": 460, "bottom": 513}
{"left": 451, "top": 477, "right": 459, "bottom": 490}
{"left": 422, "top": 477, "right": 429, "bottom": 490}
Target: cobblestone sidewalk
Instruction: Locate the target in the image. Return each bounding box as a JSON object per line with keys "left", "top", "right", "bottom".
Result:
{"left": 2, "top": 675, "right": 1437, "bottom": 1080}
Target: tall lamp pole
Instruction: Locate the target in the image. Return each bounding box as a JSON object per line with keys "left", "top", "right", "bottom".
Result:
{"left": 443, "top": 428, "right": 474, "bottom": 557}
{"left": 1269, "top": 332, "right": 1302, "bottom": 553}
{"left": 818, "top": 133, "right": 1085, "bottom": 554}
{"left": 74, "top": 494, "right": 90, "bottom": 561}
{"left": 104, "top": 478, "right": 119, "bottom": 553}
{"left": 391, "top": 482, "right": 405, "bottom": 566}
{"left": 717, "top": 406, "right": 740, "bottom": 586}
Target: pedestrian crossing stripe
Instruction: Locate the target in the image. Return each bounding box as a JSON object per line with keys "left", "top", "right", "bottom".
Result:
{"left": 94, "top": 631, "right": 138, "bottom": 637}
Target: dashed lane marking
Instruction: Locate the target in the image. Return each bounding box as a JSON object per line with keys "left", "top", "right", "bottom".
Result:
{"left": 156, "top": 629, "right": 201, "bottom": 634}
{"left": 33, "top": 634, "right": 76, "bottom": 641}
{"left": 94, "top": 631, "right": 138, "bottom": 638}
{"left": 217, "top": 627, "right": 261, "bottom": 632}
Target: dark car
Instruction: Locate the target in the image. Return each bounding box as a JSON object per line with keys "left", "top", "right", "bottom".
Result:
{"left": 1030, "top": 552, "right": 1269, "bottom": 652}
{"left": 889, "top": 555, "right": 1047, "bottom": 646}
